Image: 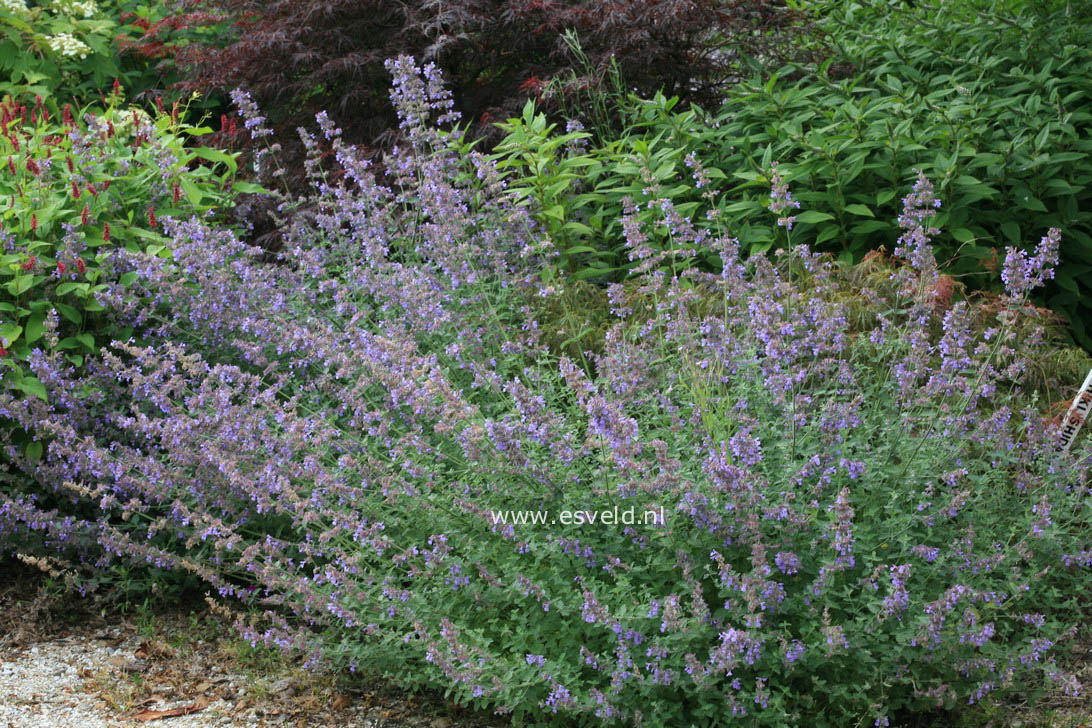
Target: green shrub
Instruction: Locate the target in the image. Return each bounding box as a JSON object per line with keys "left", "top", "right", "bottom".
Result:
{"left": 0, "top": 88, "right": 247, "bottom": 460}
{"left": 1, "top": 0, "right": 115, "bottom": 104}
{"left": 0, "top": 0, "right": 194, "bottom": 112}
{"left": 491, "top": 0, "right": 1092, "bottom": 348}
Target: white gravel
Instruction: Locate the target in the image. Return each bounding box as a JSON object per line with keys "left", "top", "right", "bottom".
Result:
{"left": 0, "top": 635, "right": 236, "bottom": 727}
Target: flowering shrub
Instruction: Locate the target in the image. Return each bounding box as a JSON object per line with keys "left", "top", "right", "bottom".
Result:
{"left": 0, "top": 87, "right": 246, "bottom": 460}
{"left": 0, "top": 59, "right": 1089, "bottom": 726}
{"left": 0, "top": 0, "right": 114, "bottom": 102}
{"left": 0, "top": 0, "right": 187, "bottom": 109}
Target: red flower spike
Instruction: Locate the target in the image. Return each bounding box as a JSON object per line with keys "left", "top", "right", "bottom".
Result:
{"left": 156, "top": 96, "right": 165, "bottom": 115}
{"left": 34, "top": 95, "right": 42, "bottom": 109}
{"left": 63, "top": 104, "right": 73, "bottom": 127}
{"left": 57, "top": 261, "right": 66, "bottom": 275}
{"left": 25, "top": 159, "right": 39, "bottom": 175}
{"left": 113, "top": 78, "right": 120, "bottom": 96}
{"left": 0, "top": 347, "right": 7, "bottom": 358}
{"left": 71, "top": 181, "right": 80, "bottom": 199}
{"left": 7, "top": 157, "right": 14, "bottom": 175}
{"left": 30, "top": 111, "right": 37, "bottom": 125}
{"left": 172, "top": 182, "right": 181, "bottom": 203}
{"left": 86, "top": 183, "right": 96, "bottom": 196}
{"left": 66, "top": 156, "right": 74, "bottom": 173}
{"left": 76, "top": 258, "right": 86, "bottom": 274}
{"left": 148, "top": 206, "right": 157, "bottom": 227}
{"left": 30, "top": 214, "right": 36, "bottom": 233}
{"left": 102, "top": 222, "right": 110, "bottom": 242}
{"left": 102, "top": 180, "right": 111, "bottom": 191}
{"left": 107, "top": 120, "right": 115, "bottom": 137}
{"left": 81, "top": 204, "right": 90, "bottom": 225}
{"left": 22, "top": 255, "right": 35, "bottom": 270}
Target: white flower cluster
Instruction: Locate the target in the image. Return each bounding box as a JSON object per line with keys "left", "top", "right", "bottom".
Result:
{"left": 0, "top": 0, "right": 29, "bottom": 15}
{"left": 51, "top": 0, "right": 97, "bottom": 18}
{"left": 44, "top": 32, "right": 90, "bottom": 59}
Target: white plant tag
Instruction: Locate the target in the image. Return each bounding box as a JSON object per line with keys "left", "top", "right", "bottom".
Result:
{"left": 1056, "top": 367, "right": 1092, "bottom": 452}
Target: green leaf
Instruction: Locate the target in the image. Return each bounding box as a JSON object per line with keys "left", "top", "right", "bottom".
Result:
{"left": 1014, "top": 193, "right": 1048, "bottom": 212}
{"left": 25, "top": 440, "right": 42, "bottom": 462}
{"left": 795, "top": 210, "right": 835, "bottom": 224}
{"left": 179, "top": 178, "right": 203, "bottom": 206}
{"left": 231, "top": 181, "right": 267, "bottom": 195}
{"left": 951, "top": 228, "right": 975, "bottom": 243}
{"left": 190, "top": 147, "right": 238, "bottom": 174}
{"left": 24, "top": 311, "right": 44, "bottom": 344}
{"left": 876, "top": 189, "right": 896, "bottom": 206}
{"left": 11, "top": 376, "right": 46, "bottom": 401}
{"left": 55, "top": 302, "right": 82, "bottom": 326}
{"left": 815, "top": 225, "right": 841, "bottom": 244}
{"left": 1001, "top": 222, "right": 1021, "bottom": 244}
{"left": 561, "top": 222, "right": 595, "bottom": 237}
{"left": 7, "top": 273, "right": 34, "bottom": 296}
{"left": 542, "top": 204, "right": 566, "bottom": 222}
{"left": 844, "top": 204, "right": 874, "bottom": 217}
{"left": 75, "top": 333, "right": 96, "bottom": 352}
{"left": 0, "top": 322, "right": 21, "bottom": 346}
{"left": 850, "top": 220, "right": 893, "bottom": 234}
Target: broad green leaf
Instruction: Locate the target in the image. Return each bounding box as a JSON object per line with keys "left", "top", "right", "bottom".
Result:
{"left": 17, "top": 377, "right": 46, "bottom": 401}
{"left": 1001, "top": 222, "right": 1021, "bottom": 244}
{"left": 0, "top": 322, "right": 21, "bottom": 346}
{"left": 55, "top": 302, "right": 82, "bottom": 326}
{"left": 795, "top": 210, "right": 835, "bottom": 224}
{"left": 24, "top": 311, "right": 44, "bottom": 344}
{"left": 75, "top": 333, "right": 97, "bottom": 352}
{"left": 844, "top": 204, "right": 874, "bottom": 217}
{"left": 1014, "top": 193, "right": 1048, "bottom": 212}
{"left": 231, "top": 181, "right": 267, "bottom": 194}
{"left": 191, "top": 147, "right": 238, "bottom": 174}
{"left": 8, "top": 274, "right": 34, "bottom": 296}
{"left": 815, "top": 225, "right": 841, "bottom": 244}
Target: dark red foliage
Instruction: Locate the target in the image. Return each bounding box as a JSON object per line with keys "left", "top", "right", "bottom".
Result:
{"left": 171, "top": 0, "right": 824, "bottom": 149}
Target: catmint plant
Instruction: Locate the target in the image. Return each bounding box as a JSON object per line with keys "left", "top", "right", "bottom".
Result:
{"left": 0, "top": 59, "right": 1088, "bottom": 728}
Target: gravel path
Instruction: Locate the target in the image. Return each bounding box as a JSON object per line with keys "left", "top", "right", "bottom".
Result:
{"left": 0, "top": 564, "right": 504, "bottom": 728}
{"left": 2, "top": 626, "right": 243, "bottom": 727}
{"left": 0, "top": 617, "right": 498, "bottom": 728}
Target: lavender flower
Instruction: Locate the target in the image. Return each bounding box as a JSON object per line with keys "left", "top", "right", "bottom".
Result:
{"left": 229, "top": 88, "right": 274, "bottom": 140}
{"left": 768, "top": 162, "right": 800, "bottom": 229}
